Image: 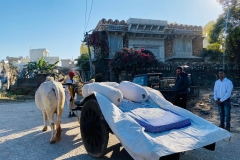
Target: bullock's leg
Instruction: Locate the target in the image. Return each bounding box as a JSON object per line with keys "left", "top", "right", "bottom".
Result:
{"left": 47, "top": 112, "right": 56, "bottom": 144}
{"left": 49, "top": 122, "right": 55, "bottom": 144}
{"left": 42, "top": 111, "right": 48, "bottom": 131}
{"left": 54, "top": 115, "right": 62, "bottom": 142}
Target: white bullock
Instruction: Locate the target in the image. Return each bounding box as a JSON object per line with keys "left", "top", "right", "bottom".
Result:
{"left": 35, "top": 77, "right": 65, "bottom": 143}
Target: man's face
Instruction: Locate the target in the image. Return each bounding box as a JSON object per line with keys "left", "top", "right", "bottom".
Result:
{"left": 176, "top": 69, "right": 182, "bottom": 76}
{"left": 218, "top": 71, "right": 225, "bottom": 80}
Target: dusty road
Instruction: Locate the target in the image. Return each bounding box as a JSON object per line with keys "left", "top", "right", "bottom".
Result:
{"left": 0, "top": 100, "right": 239, "bottom": 160}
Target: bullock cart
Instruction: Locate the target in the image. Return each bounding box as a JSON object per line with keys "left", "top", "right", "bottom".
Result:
{"left": 72, "top": 84, "right": 231, "bottom": 160}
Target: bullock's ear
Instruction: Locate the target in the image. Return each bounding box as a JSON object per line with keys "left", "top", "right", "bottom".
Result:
{"left": 58, "top": 78, "right": 64, "bottom": 82}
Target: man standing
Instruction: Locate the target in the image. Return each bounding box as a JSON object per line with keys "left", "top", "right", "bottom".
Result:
{"left": 65, "top": 71, "right": 77, "bottom": 118}
{"left": 214, "top": 69, "right": 233, "bottom": 131}
{"left": 173, "top": 67, "right": 189, "bottom": 109}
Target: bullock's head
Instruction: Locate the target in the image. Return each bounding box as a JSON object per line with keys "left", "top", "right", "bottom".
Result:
{"left": 73, "top": 82, "right": 84, "bottom": 96}
{"left": 88, "top": 79, "right": 95, "bottom": 83}
{"left": 45, "top": 76, "right": 54, "bottom": 82}
{"left": 72, "top": 79, "right": 95, "bottom": 96}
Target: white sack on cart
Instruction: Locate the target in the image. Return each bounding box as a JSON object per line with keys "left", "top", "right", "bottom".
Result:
{"left": 101, "top": 82, "right": 119, "bottom": 88}
{"left": 82, "top": 83, "right": 91, "bottom": 98}
{"left": 88, "top": 83, "right": 123, "bottom": 106}
{"left": 118, "top": 81, "right": 149, "bottom": 102}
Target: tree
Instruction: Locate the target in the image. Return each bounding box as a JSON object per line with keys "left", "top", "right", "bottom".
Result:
{"left": 203, "top": 43, "right": 223, "bottom": 62}
{"left": 88, "top": 31, "right": 109, "bottom": 58}
{"left": 208, "top": 0, "right": 240, "bottom": 62}
{"left": 26, "top": 57, "right": 59, "bottom": 77}
{"left": 76, "top": 53, "right": 90, "bottom": 71}
{"left": 88, "top": 31, "right": 110, "bottom": 80}
{"left": 202, "top": 20, "right": 216, "bottom": 37}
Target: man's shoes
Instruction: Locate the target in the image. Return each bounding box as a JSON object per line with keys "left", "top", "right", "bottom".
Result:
{"left": 68, "top": 112, "right": 72, "bottom": 118}
{"left": 218, "top": 125, "right": 224, "bottom": 129}
{"left": 71, "top": 112, "right": 76, "bottom": 117}
{"left": 226, "top": 127, "right": 230, "bottom": 132}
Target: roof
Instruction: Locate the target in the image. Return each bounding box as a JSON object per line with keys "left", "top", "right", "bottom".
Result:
{"left": 165, "top": 54, "right": 203, "bottom": 61}
{"left": 135, "top": 73, "right": 163, "bottom": 77}
{"left": 127, "top": 18, "right": 167, "bottom": 26}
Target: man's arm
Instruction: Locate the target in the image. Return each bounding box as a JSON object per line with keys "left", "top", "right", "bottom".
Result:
{"left": 220, "top": 81, "right": 233, "bottom": 102}
{"left": 213, "top": 81, "right": 221, "bottom": 104}
{"left": 213, "top": 81, "right": 218, "bottom": 101}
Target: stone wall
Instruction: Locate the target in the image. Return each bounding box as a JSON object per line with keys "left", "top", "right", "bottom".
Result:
{"left": 116, "top": 62, "right": 240, "bottom": 87}
{"left": 164, "top": 39, "right": 173, "bottom": 58}
{"left": 192, "top": 36, "right": 204, "bottom": 56}
{"left": 16, "top": 78, "right": 38, "bottom": 87}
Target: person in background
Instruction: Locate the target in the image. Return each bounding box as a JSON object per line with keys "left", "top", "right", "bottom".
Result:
{"left": 65, "top": 71, "right": 77, "bottom": 118}
{"left": 173, "top": 66, "right": 189, "bottom": 109}
{"left": 214, "top": 69, "right": 233, "bottom": 132}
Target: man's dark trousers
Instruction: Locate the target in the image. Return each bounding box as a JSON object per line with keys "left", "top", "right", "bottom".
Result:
{"left": 174, "top": 93, "right": 187, "bottom": 109}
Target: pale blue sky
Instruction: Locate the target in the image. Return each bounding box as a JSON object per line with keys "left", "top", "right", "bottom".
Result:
{"left": 0, "top": 0, "right": 223, "bottom": 61}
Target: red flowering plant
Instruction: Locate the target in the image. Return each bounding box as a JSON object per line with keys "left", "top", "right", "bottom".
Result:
{"left": 110, "top": 48, "right": 159, "bottom": 72}
{"left": 88, "top": 31, "right": 109, "bottom": 58}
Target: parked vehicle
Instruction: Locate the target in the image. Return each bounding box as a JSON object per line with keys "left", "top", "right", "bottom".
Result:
{"left": 132, "top": 73, "right": 199, "bottom": 102}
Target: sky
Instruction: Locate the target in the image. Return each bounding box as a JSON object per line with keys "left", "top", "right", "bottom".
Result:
{"left": 0, "top": 0, "right": 223, "bottom": 61}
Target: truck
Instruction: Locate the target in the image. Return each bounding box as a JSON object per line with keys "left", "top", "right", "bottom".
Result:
{"left": 132, "top": 73, "right": 199, "bottom": 102}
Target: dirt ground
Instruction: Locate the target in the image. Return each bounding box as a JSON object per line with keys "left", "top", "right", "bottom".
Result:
{"left": 183, "top": 87, "right": 240, "bottom": 160}
{"left": 0, "top": 88, "right": 240, "bottom": 160}
{"left": 187, "top": 87, "right": 240, "bottom": 133}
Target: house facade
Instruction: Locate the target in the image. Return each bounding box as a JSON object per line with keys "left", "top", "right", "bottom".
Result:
{"left": 93, "top": 18, "right": 204, "bottom": 62}
{"left": 61, "top": 59, "right": 75, "bottom": 68}
{"left": 30, "top": 48, "right": 59, "bottom": 64}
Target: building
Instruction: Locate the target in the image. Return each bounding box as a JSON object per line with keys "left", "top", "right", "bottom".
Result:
{"left": 80, "top": 43, "right": 94, "bottom": 60}
{"left": 45, "top": 57, "right": 60, "bottom": 64}
{"left": 203, "top": 33, "right": 210, "bottom": 49}
{"left": 13, "top": 60, "right": 27, "bottom": 71}
{"left": 6, "top": 56, "right": 30, "bottom": 71}
{"left": 202, "top": 20, "right": 215, "bottom": 49}
{"left": 30, "top": 48, "right": 49, "bottom": 62}
{"left": 61, "top": 59, "right": 75, "bottom": 68}
{"left": 29, "top": 48, "right": 59, "bottom": 64}
{"left": 80, "top": 43, "right": 88, "bottom": 55}
{"left": 92, "top": 18, "right": 204, "bottom": 62}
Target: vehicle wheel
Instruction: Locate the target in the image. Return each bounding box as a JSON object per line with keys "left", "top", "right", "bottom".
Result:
{"left": 80, "top": 99, "right": 109, "bottom": 157}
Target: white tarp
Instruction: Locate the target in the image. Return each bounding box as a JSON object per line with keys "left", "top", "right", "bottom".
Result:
{"left": 90, "top": 87, "right": 231, "bottom": 160}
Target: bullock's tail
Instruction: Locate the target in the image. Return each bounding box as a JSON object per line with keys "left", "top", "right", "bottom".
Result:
{"left": 52, "top": 81, "right": 65, "bottom": 142}
{"left": 52, "top": 82, "right": 65, "bottom": 117}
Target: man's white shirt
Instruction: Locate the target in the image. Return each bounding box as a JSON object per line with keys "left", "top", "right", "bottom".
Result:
{"left": 65, "top": 79, "right": 77, "bottom": 101}
{"left": 66, "top": 79, "right": 76, "bottom": 84}
{"left": 214, "top": 78, "right": 233, "bottom": 102}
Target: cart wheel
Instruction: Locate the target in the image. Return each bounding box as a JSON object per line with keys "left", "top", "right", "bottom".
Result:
{"left": 80, "top": 99, "right": 109, "bottom": 157}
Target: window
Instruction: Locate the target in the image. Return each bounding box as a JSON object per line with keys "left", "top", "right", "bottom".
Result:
{"left": 132, "top": 76, "right": 145, "bottom": 86}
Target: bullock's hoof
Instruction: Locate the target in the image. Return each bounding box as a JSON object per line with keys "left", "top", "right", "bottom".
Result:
{"left": 55, "top": 136, "right": 62, "bottom": 142}
{"left": 42, "top": 126, "right": 48, "bottom": 132}
{"left": 49, "top": 139, "right": 56, "bottom": 144}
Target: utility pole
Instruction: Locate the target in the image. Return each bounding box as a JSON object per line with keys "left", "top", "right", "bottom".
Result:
{"left": 85, "top": 32, "right": 93, "bottom": 78}
{"left": 223, "top": 4, "right": 230, "bottom": 69}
